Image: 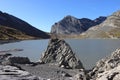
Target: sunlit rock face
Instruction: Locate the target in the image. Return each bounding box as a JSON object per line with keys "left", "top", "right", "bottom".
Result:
{"left": 89, "top": 48, "right": 120, "bottom": 80}
{"left": 81, "top": 10, "right": 120, "bottom": 38}
{"left": 51, "top": 15, "right": 106, "bottom": 35}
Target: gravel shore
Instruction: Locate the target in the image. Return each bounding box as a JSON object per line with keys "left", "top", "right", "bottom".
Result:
{"left": 18, "top": 63, "right": 80, "bottom": 80}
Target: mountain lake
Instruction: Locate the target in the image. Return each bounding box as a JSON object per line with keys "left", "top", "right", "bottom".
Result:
{"left": 0, "top": 39, "right": 120, "bottom": 69}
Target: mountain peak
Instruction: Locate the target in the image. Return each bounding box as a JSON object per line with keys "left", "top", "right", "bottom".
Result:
{"left": 112, "top": 10, "right": 120, "bottom": 17}
{"left": 63, "top": 15, "right": 78, "bottom": 22}
{"left": 51, "top": 15, "right": 106, "bottom": 35}
{"left": 94, "top": 16, "right": 106, "bottom": 24}
{"left": 64, "top": 15, "right": 76, "bottom": 18}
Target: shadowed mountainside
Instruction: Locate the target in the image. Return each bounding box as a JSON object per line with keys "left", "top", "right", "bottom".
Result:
{"left": 0, "top": 11, "right": 50, "bottom": 40}
{"left": 0, "top": 25, "right": 34, "bottom": 40}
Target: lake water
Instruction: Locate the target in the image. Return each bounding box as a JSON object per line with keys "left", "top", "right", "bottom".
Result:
{"left": 65, "top": 39, "right": 120, "bottom": 69}
{"left": 0, "top": 40, "right": 49, "bottom": 61}
{"left": 0, "top": 39, "right": 120, "bottom": 69}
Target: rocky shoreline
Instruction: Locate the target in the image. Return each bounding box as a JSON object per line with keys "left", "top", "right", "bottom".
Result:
{"left": 0, "top": 39, "right": 120, "bottom": 80}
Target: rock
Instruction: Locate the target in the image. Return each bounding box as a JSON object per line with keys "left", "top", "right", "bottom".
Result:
{"left": 40, "top": 38, "right": 84, "bottom": 69}
{"left": 56, "top": 70, "right": 72, "bottom": 77}
{"left": 72, "top": 69, "right": 87, "bottom": 80}
{"left": 2, "top": 56, "right": 30, "bottom": 65}
{"left": 96, "top": 65, "right": 120, "bottom": 80}
{"left": 0, "top": 53, "right": 12, "bottom": 63}
{"left": 0, "top": 65, "right": 40, "bottom": 80}
{"left": 89, "top": 48, "right": 120, "bottom": 79}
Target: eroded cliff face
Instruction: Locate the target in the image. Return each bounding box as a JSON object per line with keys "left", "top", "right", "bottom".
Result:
{"left": 40, "top": 38, "right": 84, "bottom": 69}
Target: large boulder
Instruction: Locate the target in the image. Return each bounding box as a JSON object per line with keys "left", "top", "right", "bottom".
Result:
{"left": 0, "top": 65, "right": 40, "bottom": 80}
{"left": 0, "top": 53, "right": 12, "bottom": 63}
{"left": 72, "top": 69, "right": 87, "bottom": 80}
{"left": 2, "top": 56, "right": 30, "bottom": 65}
{"left": 40, "top": 38, "right": 84, "bottom": 69}
{"left": 96, "top": 65, "right": 120, "bottom": 80}
{"left": 89, "top": 48, "right": 120, "bottom": 79}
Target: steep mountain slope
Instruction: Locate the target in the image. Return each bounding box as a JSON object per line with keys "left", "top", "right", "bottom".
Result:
{"left": 0, "top": 25, "right": 34, "bottom": 40}
{"left": 81, "top": 10, "right": 120, "bottom": 38}
{"left": 51, "top": 15, "right": 106, "bottom": 35}
{"left": 0, "top": 11, "right": 50, "bottom": 39}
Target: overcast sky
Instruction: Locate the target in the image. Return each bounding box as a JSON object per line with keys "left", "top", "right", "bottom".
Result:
{"left": 0, "top": 0, "right": 120, "bottom": 32}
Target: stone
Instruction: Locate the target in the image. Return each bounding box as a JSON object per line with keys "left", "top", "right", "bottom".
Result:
{"left": 89, "top": 48, "right": 120, "bottom": 80}
{"left": 96, "top": 65, "right": 120, "bottom": 80}
{"left": 2, "top": 56, "right": 30, "bottom": 65}
{"left": 0, "top": 53, "right": 12, "bottom": 63}
{"left": 40, "top": 38, "right": 84, "bottom": 69}
{"left": 72, "top": 69, "right": 87, "bottom": 80}
{"left": 0, "top": 65, "right": 40, "bottom": 80}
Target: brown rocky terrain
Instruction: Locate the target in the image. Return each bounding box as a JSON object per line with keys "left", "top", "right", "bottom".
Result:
{"left": 81, "top": 10, "right": 120, "bottom": 38}
{"left": 0, "top": 25, "right": 34, "bottom": 40}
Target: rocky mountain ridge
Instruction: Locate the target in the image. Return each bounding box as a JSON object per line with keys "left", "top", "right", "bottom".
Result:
{"left": 81, "top": 10, "right": 120, "bottom": 38}
{"left": 51, "top": 15, "right": 106, "bottom": 35}
{"left": 0, "top": 25, "right": 34, "bottom": 40}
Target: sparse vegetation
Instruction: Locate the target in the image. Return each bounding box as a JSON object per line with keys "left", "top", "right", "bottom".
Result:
{"left": 109, "top": 28, "right": 120, "bottom": 38}
{"left": 0, "top": 25, "right": 34, "bottom": 40}
{"left": 96, "top": 31, "right": 110, "bottom": 38}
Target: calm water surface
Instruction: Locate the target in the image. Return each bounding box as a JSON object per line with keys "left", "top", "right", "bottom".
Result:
{"left": 66, "top": 39, "right": 120, "bottom": 69}
{"left": 0, "top": 40, "right": 49, "bottom": 61}
{"left": 0, "top": 39, "right": 120, "bottom": 69}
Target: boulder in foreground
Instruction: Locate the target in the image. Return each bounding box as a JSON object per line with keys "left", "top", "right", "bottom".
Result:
{"left": 2, "top": 56, "right": 30, "bottom": 65}
{"left": 40, "top": 38, "right": 84, "bottom": 69}
{"left": 0, "top": 65, "right": 40, "bottom": 80}
{"left": 89, "top": 48, "right": 120, "bottom": 80}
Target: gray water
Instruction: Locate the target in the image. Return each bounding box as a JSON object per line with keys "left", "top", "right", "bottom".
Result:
{"left": 0, "top": 39, "right": 120, "bottom": 69}
{"left": 66, "top": 39, "right": 120, "bottom": 69}
{"left": 0, "top": 40, "right": 49, "bottom": 62}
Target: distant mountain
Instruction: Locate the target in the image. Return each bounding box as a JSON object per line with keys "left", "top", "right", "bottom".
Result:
{"left": 0, "top": 11, "right": 50, "bottom": 40}
{"left": 81, "top": 10, "right": 120, "bottom": 38}
{"left": 51, "top": 15, "right": 106, "bottom": 35}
